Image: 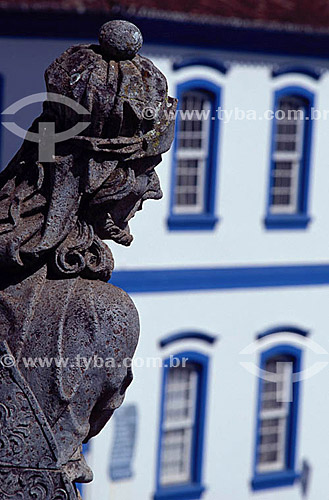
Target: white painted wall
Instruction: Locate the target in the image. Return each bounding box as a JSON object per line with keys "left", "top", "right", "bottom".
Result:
{"left": 1, "top": 36, "right": 329, "bottom": 500}
{"left": 86, "top": 284, "right": 329, "bottom": 500}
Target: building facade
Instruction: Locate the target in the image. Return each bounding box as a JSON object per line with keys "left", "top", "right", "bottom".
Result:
{"left": 1, "top": 2, "right": 329, "bottom": 499}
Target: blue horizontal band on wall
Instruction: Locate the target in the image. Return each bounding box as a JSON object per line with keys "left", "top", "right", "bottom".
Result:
{"left": 2, "top": 10, "right": 329, "bottom": 59}
{"left": 110, "top": 264, "right": 329, "bottom": 293}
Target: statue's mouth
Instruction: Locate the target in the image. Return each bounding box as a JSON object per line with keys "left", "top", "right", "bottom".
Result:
{"left": 101, "top": 213, "right": 132, "bottom": 246}
{"left": 91, "top": 174, "right": 163, "bottom": 246}
{"left": 101, "top": 197, "right": 144, "bottom": 246}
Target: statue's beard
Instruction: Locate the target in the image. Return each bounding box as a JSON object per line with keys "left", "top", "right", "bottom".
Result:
{"left": 94, "top": 197, "right": 145, "bottom": 247}
{"left": 103, "top": 213, "right": 133, "bottom": 246}
{"left": 90, "top": 170, "right": 163, "bottom": 246}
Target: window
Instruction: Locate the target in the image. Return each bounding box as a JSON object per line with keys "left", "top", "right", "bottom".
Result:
{"left": 155, "top": 352, "right": 208, "bottom": 500}
{"left": 270, "top": 96, "right": 306, "bottom": 214}
{"left": 109, "top": 404, "right": 138, "bottom": 481}
{"left": 160, "top": 364, "right": 198, "bottom": 485}
{"left": 265, "top": 87, "right": 314, "bottom": 229}
{"left": 168, "top": 80, "right": 221, "bottom": 231}
{"left": 257, "top": 357, "right": 293, "bottom": 472}
{"left": 173, "top": 91, "right": 211, "bottom": 215}
{"left": 252, "top": 344, "right": 302, "bottom": 491}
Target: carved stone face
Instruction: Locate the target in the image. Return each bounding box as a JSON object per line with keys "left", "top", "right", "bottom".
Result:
{"left": 87, "top": 154, "right": 163, "bottom": 246}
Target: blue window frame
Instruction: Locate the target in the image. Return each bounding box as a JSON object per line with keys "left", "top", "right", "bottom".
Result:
{"left": 271, "top": 66, "right": 322, "bottom": 81}
{"left": 252, "top": 344, "right": 302, "bottom": 491}
{"left": 159, "top": 331, "right": 218, "bottom": 349}
{"left": 155, "top": 351, "right": 208, "bottom": 500}
{"left": 173, "top": 58, "right": 228, "bottom": 75}
{"left": 265, "top": 87, "right": 314, "bottom": 229}
{"left": 167, "top": 79, "right": 221, "bottom": 231}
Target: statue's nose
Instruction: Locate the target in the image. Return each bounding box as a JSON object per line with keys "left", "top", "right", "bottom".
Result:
{"left": 152, "top": 186, "right": 163, "bottom": 200}
{"left": 147, "top": 171, "right": 163, "bottom": 200}
{"left": 70, "top": 447, "right": 94, "bottom": 484}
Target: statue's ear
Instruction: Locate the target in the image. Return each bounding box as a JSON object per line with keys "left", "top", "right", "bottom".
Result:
{"left": 32, "top": 155, "right": 80, "bottom": 254}
{"left": 84, "top": 158, "right": 118, "bottom": 194}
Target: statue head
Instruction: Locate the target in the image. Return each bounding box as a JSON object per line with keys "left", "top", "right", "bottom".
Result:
{"left": 0, "top": 20, "right": 177, "bottom": 282}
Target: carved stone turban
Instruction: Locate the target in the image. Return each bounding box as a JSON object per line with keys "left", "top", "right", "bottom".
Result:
{"left": 45, "top": 20, "right": 177, "bottom": 162}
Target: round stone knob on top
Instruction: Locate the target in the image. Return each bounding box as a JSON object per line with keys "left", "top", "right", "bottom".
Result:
{"left": 98, "top": 20, "right": 143, "bottom": 61}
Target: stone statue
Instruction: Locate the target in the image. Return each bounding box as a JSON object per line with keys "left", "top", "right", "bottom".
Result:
{"left": 0, "top": 20, "right": 176, "bottom": 499}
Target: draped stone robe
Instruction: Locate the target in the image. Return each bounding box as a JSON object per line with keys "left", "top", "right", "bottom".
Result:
{"left": 0, "top": 265, "right": 139, "bottom": 497}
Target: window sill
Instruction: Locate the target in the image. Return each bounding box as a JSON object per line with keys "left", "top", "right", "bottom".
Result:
{"left": 167, "top": 214, "right": 218, "bottom": 231}
{"left": 264, "top": 214, "right": 311, "bottom": 230}
{"left": 154, "top": 484, "right": 205, "bottom": 500}
{"left": 251, "top": 470, "right": 300, "bottom": 491}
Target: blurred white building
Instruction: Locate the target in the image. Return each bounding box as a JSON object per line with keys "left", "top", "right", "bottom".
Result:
{"left": 1, "top": 1, "right": 329, "bottom": 499}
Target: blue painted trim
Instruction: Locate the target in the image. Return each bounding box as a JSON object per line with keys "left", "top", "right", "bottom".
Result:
{"left": 154, "top": 484, "right": 205, "bottom": 500}
{"left": 252, "top": 470, "right": 300, "bottom": 491}
{"left": 155, "top": 351, "right": 208, "bottom": 500}
{"left": 2, "top": 11, "right": 329, "bottom": 60}
{"left": 265, "top": 214, "right": 311, "bottom": 230}
{"left": 167, "top": 214, "right": 218, "bottom": 231}
{"left": 251, "top": 344, "right": 302, "bottom": 491}
{"left": 160, "top": 331, "right": 217, "bottom": 348}
{"left": 168, "top": 79, "right": 221, "bottom": 231}
{"left": 257, "top": 325, "right": 309, "bottom": 339}
{"left": 265, "top": 86, "right": 315, "bottom": 230}
{"left": 272, "top": 65, "right": 322, "bottom": 81}
{"left": 173, "top": 58, "right": 228, "bottom": 75}
{"left": 110, "top": 264, "right": 329, "bottom": 294}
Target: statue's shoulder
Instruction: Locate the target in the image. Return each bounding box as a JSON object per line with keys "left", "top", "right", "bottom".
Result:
{"left": 74, "top": 277, "right": 137, "bottom": 309}
{"left": 73, "top": 277, "right": 140, "bottom": 339}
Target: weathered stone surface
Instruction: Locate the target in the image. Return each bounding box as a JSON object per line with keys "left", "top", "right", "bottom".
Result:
{"left": 0, "top": 467, "right": 76, "bottom": 499}
{"left": 0, "top": 20, "right": 176, "bottom": 499}
{"left": 98, "top": 20, "right": 143, "bottom": 60}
